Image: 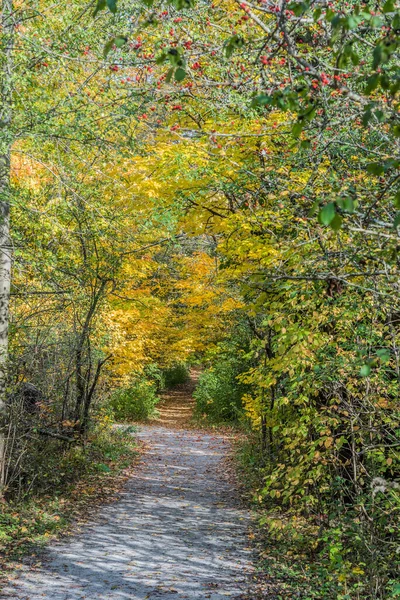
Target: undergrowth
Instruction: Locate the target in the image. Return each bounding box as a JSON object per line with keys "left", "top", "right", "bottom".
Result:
{"left": 236, "top": 437, "right": 400, "bottom": 600}
{"left": 108, "top": 378, "right": 159, "bottom": 421}
{"left": 162, "top": 363, "right": 190, "bottom": 387}
{"left": 193, "top": 355, "right": 249, "bottom": 423}
{"left": 108, "top": 363, "right": 190, "bottom": 422}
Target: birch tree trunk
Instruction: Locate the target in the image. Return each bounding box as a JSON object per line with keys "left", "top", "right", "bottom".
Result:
{"left": 0, "top": 0, "right": 14, "bottom": 499}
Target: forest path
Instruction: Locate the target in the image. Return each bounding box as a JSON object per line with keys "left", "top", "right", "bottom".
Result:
{"left": 3, "top": 372, "right": 254, "bottom": 599}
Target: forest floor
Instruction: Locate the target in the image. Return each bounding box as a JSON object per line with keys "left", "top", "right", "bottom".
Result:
{"left": 2, "top": 374, "right": 255, "bottom": 599}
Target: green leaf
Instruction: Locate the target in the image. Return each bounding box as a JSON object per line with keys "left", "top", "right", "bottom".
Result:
{"left": 343, "top": 197, "right": 355, "bottom": 213}
{"left": 165, "top": 67, "right": 174, "bottom": 83}
{"left": 292, "top": 121, "right": 304, "bottom": 138}
{"left": 313, "top": 7, "right": 322, "bottom": 21}
{"left": 390, "top": 79, "right": 400, "bottom": 97}
{"left": 346, "top": 15, "right": 359, "bottom": 29}
{"left": 362, "top": 107, "right": 373, "bottom": 126}
{"left": 115, "top": 36, "right": 127, "bottom": 48}
{"left": 225, "top": 35, "right": 244, "bottom": 58}
{"left": 325, "top": 8, "right": 335, "bottom": 21}
{"left": 156, "top": 53, "right": 167, "bottom": 65}
{"left": 171, "top": 0, "right": 195, "bottom": 8}
{"left": 376, "top": 349, "right": 390, "bottom": 363}
{"left": 288, "top": 1, "right": 309, "bottom": 17}
{"left": 394, "top": 212, "right": 400, "bottom": 228}
{"left": 106, "top": 0, "right": 118, "bottom": 13}
{"left": 373, "top": 43, "right": 389, "bottom": 68}
{"left": 319, "top": 203, "right": 336, "bottom": 226}
{"left": 366, "top": 162, "right": 384, "bottom": 175}
{"left": 384, "top": 158, "right": 400, "bottom": 170}
{"left": 104, "top": 38, "right": 115, "bottom": 58}
{"left": 380, "top": 74, "right": 390, "bottom": 90}
{"left": 175, "top": 67, "right": 186, "bottom": 82}
{"left": 331, "top": 14, "right": 342, "bottom": 31}
{"left": 370, "top": 16, "right": 383, "bottom": 28}
{"left": 365, "top": 73, "right": 380, "bottom": 94}
{"left": 93, "top": 0, "right": 106, "bottom": 16}
{"left": 330, "top": 213, "right": 343, "bottom": 231}
{"left": 383, "top": 0, "right": 395, "bottom": 13}
{"left": 373, "top": 44, "right": 383, "bottom": 69}
{"left": 225, "top": 46, "right": 234, "bottom": 59}
{"left": 103, "top": 35, "right": 128, "bottom": 58}
{"left": 251, "top": 94, "right": 272, "bottom": 107}
{"left": 360, "top": 364, "right": 371, "bottom": 377}
{"left": 103, "top": 35, "right": 126, "bottom": 58}
{"left": 167, "top": 48, "right": 182, "bottom": 66}
{"left": 391, "top": 582, "right": 400, "bottom": 597}
{"left": 309, "top": 200, "right": 319, "bottom": 216}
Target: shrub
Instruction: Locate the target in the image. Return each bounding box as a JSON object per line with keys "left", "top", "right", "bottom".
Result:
{"left": 143, "top": 363, "right": 166, "bottom": 392}
{"left": 194, "top": 358, "right": 248, "bottom": 423}
{"left": 3, "top": 406, "right": 137, "bottom": 501}
{"left": 109, "top": 378, "right": 159, "bottom": 421}
{"left": 163, "top": 363, "right": 190, "bottom": 387}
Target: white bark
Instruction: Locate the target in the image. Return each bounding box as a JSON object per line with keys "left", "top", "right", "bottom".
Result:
{"left": 0, "top": 0, "right": 14, "bottom": 499}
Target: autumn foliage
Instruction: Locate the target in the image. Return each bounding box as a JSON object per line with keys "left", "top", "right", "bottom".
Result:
{"left": 1, "top": 0, "right": 399, "bottom": 597}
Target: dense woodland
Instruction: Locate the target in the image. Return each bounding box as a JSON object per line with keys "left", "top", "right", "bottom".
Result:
{"left": 0, "top": 0, "right": 399, "bottom": 598}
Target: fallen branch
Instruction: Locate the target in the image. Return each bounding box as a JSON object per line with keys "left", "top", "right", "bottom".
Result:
{"left": 36, "top": 428, "right": 75, "bottom": 443}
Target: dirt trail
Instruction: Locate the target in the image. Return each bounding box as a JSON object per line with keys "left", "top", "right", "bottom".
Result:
{"left": 151, "top": 370, "right": 198, "bottom": 429}
{"left": 3, "top": 373, "right": 254, "bottom": 599}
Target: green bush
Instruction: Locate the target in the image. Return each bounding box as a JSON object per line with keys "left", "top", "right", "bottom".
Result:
{"left": 143, "top": 363, "right": 166, "bottom": 392}
{"left": 193, "top": 358, "right": 248, "bottom": 423}
{"left": 163, "top": 363, "right": 190, "bottom": 387}
{"left": 109, "top": 378, "right": 159, "bottom": 421}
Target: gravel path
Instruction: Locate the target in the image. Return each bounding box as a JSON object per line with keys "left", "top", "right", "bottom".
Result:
{"left": 3, "top": 423, "right": 253, "bottom": 599}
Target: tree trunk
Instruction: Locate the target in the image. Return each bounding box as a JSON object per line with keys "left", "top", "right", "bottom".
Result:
{"left": 74, "top": 338, "right": 87, "bottom": 424}
{"left": 0, "top": 0, "right": 14, "bottom": 500}
{"left": 74, "top": 281, "right": 107, "bottom": 427}
{"left": 81, "top": 355, "right": 111, "bottom": 435}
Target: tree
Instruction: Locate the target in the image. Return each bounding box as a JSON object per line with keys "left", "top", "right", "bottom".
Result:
{"left": 0, "top": 0, "right": 14, "bottom": 498}
{"left": 0, "top": 0, "right": 160, "bottom": 495}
